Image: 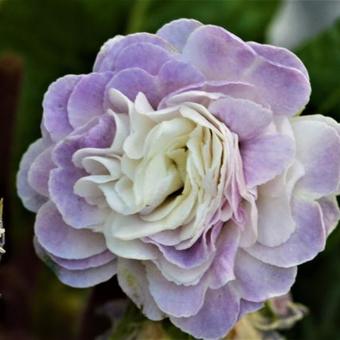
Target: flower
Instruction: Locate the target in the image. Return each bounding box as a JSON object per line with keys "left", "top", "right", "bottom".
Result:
{"left": 17, "top": 19, "right": 340, "bottom": 339}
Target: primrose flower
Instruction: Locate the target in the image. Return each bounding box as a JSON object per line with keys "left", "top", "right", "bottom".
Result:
{"left": 17, "top": 19, "right": 340, "bottom": 339}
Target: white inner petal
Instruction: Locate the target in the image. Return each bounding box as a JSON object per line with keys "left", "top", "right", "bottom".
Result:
{"left": 73, "top": 91, "right": 232, "bottom": 255}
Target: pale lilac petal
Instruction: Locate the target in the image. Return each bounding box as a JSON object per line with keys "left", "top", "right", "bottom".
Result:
{"left": 209, "top": 223, "right": 240, "bottom": 289}
{"left": 115, "top": 43, "right": 173, "bottom": 75}
{"left": 42, "top": 75, "right": 81, "bottom": 141}
{"left": 233, "top": 250, "right": 297, "bottom": 302}
{"left": 241, "top": 134, "right": 295, "bottom": 187}
{"left": 182, "top": 25, "right": 310, "bottom": 116}
{"left": 34, "top": 238, "right": 116, "bottom": 288}
{"left": 105, "top": 68, "right": 160, "bottom": 107}
{"left": 256, "top": 162, "right": 304, "bottom": 247}
{"left": 246, "top": 199, "right": 326, "bottom": 268}
{"left": 27, "top": 147, "right": 55, "bottom": 197}
{"left": 209, "top": 96, "right": 272, "bottom": 140}
{"left": 248, "top": 41, "right": 309, "bottom": 79}
{"left": 51, "top": 250, "right": 115, "bottom": 270}
{"left": 292, "top": 118, "right": 340, "bottom": 198}
{"left": 153, "top": 225, "right": 220, "bottom": 269}
{"left": 238, "top": 299, "right": 263, "bottom": 319}
{"left": 157, "top": 19, "right": 202, "bottom": 51}
{"left": 146, "top": 264, "right": 208, "bottom": 317}
{"left": 56, "top": 261, "right": 116, "bottom": 288}
{"left": 52, "top": 114, "right": 115, "bottom": 168}
{"left": 246, "top": 59, "right": 311, "bottom": 116}
{"left": 117, "top": 259, "right": 165, "bottom": 321}
{"left": 318, "top": 196, "right": 340, "bottom": 235}
{"left": 35, "top": 201, "right": 107, "bottom": 259}
{"left": 257, "top": 194, "right": 296, "bottom": 247}
{"left": 49, "top": 167, "right": 105, "bottom": 228}
{"left": 158, "top": 60, "right": 205, "bottom": 98}
{"left": 171, "top": 286, "right": 240, "bottom": 339}
{"left": 182, "top": 25, "right": 255, "bottom": 81}
{"left": 94, "top": 33, "right": 172, "bottom": 72}
{"left": 17, "top": 138, "right": 50, "bottom": 212}
{"left": 67, "top": 72, "right": 113, "bottom": 128}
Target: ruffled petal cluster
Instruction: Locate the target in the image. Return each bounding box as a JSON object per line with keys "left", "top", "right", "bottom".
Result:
{"left": 17, "top": 19, "right": 340, "bottom": 339}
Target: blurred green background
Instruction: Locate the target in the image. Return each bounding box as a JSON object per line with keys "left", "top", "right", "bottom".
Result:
{"left": 0, "top": 0, "right": 340, "bottom": 339}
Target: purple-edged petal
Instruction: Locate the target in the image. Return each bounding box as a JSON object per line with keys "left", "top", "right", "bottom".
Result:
{"left": 246, "top": 199, "right": 326, "bottom": 268}
{"left": 67, "top": 72, "right": 113, "bottom": 128}
{"left": 171, "top": 286, "right": 240, "bottom": 339}
{"left": 241, "top": 134, "right": 295, "bottom": 188}
{"left": 209, "top": 223, "right": 240, "bottom": 289}
{"left": 94, "top": 33, "right": 172, "bottom": 72}
{"left": 17, "top": 138, "right": 50, "bottom": 212}
{"left": 49, "top": 167, "right": 106, "bottom": 228}
{"left": 181, "top": 25, "right": 310, "bottom": 116}
{"left": 115, "top": 43, "right": 173, "bottom": 75}
{"left": 117, "top": 259, "right": 164, "bottom": 321}
{"left": 292, "top": 118, "right": 340, "bottom": 198}
{"left": 209, "top": 96, "right": 272, "bottom": 140}
{"left": 52, "top": 114, "right": 115, "bottom": 168}
{"left": 157, "top": 19, "right": 202, "bottom": 51}
{"left": 248, "top": 41, "right": 309, "bottom": 79}
{"left": 42, "top": 75, "right": 81, "bottom": 141}
{"left": 35, "top": 238, "right": 116, "bottom": 288}
{"left": 56, "top": 261, "right": 116, "bottom": 288}
{"left": 146, "top": 264, "right": 208, "bottom": 317}
{"left": 158, "top": 59, "right": 205, "bottom": 99}
{"left": 51, "top": 250, "right": 115, "bottom": 270}
{"left": 154, "top": 227, "right": 215, "bottom": 269}
{"left": 182, "top": 25, "right": 255, "bottom": 81}
{"left": 238, "top": 299, "right": 263, "bottom": 319}
{"left": 233, "top": 250, "right": 297, "bottom": 302}
{"left": 27, "top": 147, "right": 55, "bottom": 197}
{"left": 245, "top": 58, "right": 311, "bottom": 116}
{"left": 105, "top": 68, "right": 160, "bottom": 108}
{"left": 318, "top": 196, "right": 340, "bottom": 235}
{"left": 35, "top": 201, "right": 107, "bottom": 259}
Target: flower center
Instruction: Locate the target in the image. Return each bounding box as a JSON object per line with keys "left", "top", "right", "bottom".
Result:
{"left": 74, "top": 92, "right": 229, "bottom": 244}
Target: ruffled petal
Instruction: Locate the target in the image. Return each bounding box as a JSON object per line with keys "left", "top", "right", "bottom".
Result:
{"left": 49, "top": 167, "right": 106, "bottom": 228}
{"left": 233, "top": 250, "right": 297, "bottom": 302}
{"left": 246, "top": 199, "right": 326, "bottom": 268}
{"left": 117, "top": 259, "right": 164, "bottom": 320}
{"left": 94, "top": 33, "right": 172, "bottom": 72}
{"left": 17, "top": 138, "right": 50, "bottom": 212}
{"left": 51, "top": 250, "right": 115, "bottom": 270}
{"left": 146, "top": 264, "right": 209, "bottom": 317}
{"left": 34, "top": 238, "right": 116, "bottom": 288}
{"left": 158, "top": 59, "right": 205, "bottom": 99}
{"left": 35, "top": 201, "right": 107, "bottom": 260}
{"left": 27, "top": 147, "right": 55, "bottom": 197}
{"left": 182, "top": 25, "right": 310, "bottom": 116}
{"left": 248, "top": 41, "right": 309, "bottom": 79}
{"left": 208, "top": 96, "right": 272, "bottom": 140}
{"left": 105, "top": 68, "right": 160, "bottom": 107}
{"left": 115, "top": 42, "right": 173, "bottom": 75}
{"left": 318, "top": 196, "right": 340, "bottom": 235}
{"left": 67, "top": 72, "right": 113, "bottom": 128}
{"left": 157, "top": 19, "right": 202, "bottom": 51}
{"left": 52, "top": 114, "right": 115, "bottom": 168}
{"left": 42, "top": 75, "right": 81, "bottom": 141}
{"left": 292, "top": 117, "right": 340, "bottom": 199}
{"left": 171, "top": 285, "right": 240, "bottom": 339}
{"left": 241, "top": 134, "right": 295, "bottom": 187}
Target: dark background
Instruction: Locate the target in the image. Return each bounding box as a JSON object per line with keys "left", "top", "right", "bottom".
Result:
{"left": 0, "top": 0, "right": 340, "bottom": 339}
